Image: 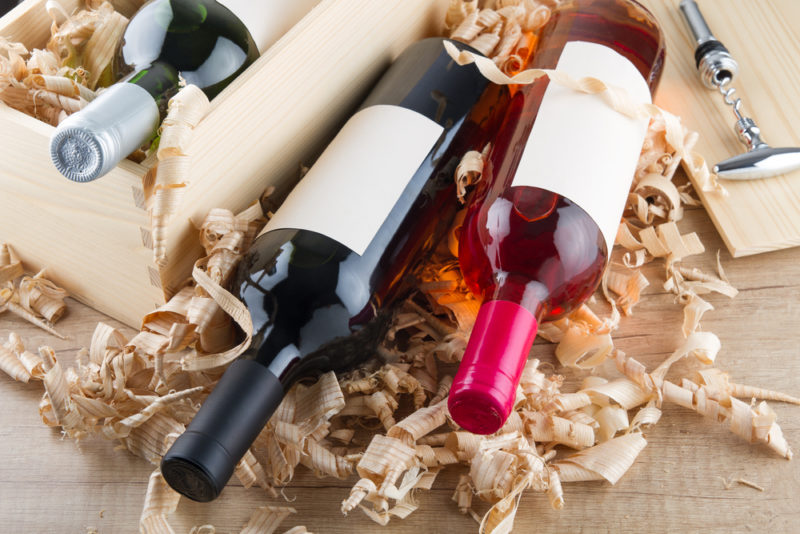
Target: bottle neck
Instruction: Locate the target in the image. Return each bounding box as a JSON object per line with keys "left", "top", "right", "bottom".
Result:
{"left": 123, "top": 60, "right": 181, "bottom": 116}
{"left": 50, "top": 82, "right": 160, "bottom": 182}
{"left": 161, "top": 359, "right": 284, "bottom": 501}
{"left": 533, "top": 0, "right": 664, "bottom": 92}
{"left": 483, "top": 274, "right": 548, "bottom": 321}
{"left": 449, "top": 297, "right": 540, "bottom": 434}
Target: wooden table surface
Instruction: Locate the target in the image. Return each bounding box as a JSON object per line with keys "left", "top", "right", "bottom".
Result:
{"left": 3, "top": 198, "right": 800, "bottom": 534}
{"left": 3, "top": 1, "right": 800, "bottom": 532}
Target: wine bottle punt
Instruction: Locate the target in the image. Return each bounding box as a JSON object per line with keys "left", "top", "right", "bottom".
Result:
{"left": 160, "top": 37, "right": 512, "bottom": 502}
{"left": 448, "top": 0, "right": 665, "bottom": 435}
{"left": 50, "top": 0, "right": 319, "bottom": 182}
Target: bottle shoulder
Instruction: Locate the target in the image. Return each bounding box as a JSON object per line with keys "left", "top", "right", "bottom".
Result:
{"left": 116, "top": 0, "right": 258, "bottom": 96}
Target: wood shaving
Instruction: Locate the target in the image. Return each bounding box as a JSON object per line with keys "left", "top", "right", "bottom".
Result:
{"left": 150, "top": 85, "right": 211, "bottom": 266}
{"left": 240, "top": 506, "right": 297, "bottom": 534}
{"left": 720, "top": 477, "right": 765, "bottom": 492}
{"left": 555, "top": 433, "right": 647, "bottom": 485}
{"left": 447, "top": 0, "right": 551, "bottom": 73}
{"left": 0, "top": 245, "right": 68, "bottom": 338}
{"left": 139, "top": 470, "right": 181, "bottom": 534}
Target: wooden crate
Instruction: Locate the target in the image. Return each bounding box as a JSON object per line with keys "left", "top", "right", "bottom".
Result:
{"left": 0, "top": 0, "right": 449, "bottom": 327}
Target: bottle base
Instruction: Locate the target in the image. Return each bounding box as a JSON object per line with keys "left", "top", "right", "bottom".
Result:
{"left": 50, "top": 127, "right": 105, "bottom": 183}
{"left": 161, "top": 428, "right": 236, "bottom": 503}
{"left": 448, "top": 391, "right": 506, "bottom": 435}
{"left": 161, "top": 454, "right": 221, "bottom": 503}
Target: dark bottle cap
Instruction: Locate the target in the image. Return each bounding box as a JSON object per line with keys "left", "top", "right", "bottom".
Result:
{"left": 161, "top": 359, "right": 284, "bottom": 502}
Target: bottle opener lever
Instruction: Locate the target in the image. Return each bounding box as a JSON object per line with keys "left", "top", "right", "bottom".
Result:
{"left": 679, "top": 0, "right": 800, "bottom": 180}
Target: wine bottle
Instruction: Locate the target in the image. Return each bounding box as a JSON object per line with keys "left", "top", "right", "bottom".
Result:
{"left": 0, "top": 1, "right": 21, "bottom": 18}
{"left": 160, "top": 38, "right": 511, "bottom": 502}
{"left": 448, "top": 0, "right": 665, "bottom": 435}
{"left": 50, "top": 0, "right": 319, "bottom": 182}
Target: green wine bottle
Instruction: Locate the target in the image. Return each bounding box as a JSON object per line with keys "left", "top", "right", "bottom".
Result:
{"left": 50, "top": 0, "right": 319, "bottom": 183}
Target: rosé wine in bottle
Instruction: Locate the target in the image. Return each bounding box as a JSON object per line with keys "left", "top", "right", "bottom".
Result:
{"left": 448, "top": 0, "right": 665, "bottom": 435}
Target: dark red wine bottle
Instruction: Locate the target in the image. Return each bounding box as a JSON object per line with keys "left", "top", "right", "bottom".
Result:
{"left": 161, "top": 37, "right": 511, "bottom": 501}
{"left": 448, "top": 0, "right": 665, "bottom": 435}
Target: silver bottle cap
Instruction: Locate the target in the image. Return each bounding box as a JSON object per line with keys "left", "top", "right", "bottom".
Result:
{"left": 50, "top": 83, "right": 160, "bottom": 182}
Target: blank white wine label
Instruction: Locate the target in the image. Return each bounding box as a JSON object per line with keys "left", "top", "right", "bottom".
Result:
{"left": 260, "top": 104, "right": 444, "bottom": 255}
{"left": 220, "top": 0, "right": 320, "bottom": 52}
{"left": 511, "top": 41, "right": 652, "bottom": 252}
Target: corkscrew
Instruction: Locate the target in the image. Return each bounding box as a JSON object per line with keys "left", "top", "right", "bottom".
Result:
{"left": 679, "top": 0, "right": 800, "bottom": 180}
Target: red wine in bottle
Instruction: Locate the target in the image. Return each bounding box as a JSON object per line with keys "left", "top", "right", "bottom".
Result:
{"left": 161, "top": 37, "right": 511, "bottom": 502}
{"left": 50, "top": 0, "right": 319, "bottom": 182}
{"left": 448, "top": 0, "right": 665, "bottom": 435}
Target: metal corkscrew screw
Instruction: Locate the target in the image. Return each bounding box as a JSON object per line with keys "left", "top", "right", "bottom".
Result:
{"left": 679, "top": 0, "right": 800, "bottom": 180}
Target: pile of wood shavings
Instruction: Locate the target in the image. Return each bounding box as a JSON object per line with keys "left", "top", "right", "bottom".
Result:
{"left": 0, "top": 243, "right": 68, "bottom": 341}
{"left": 0, "top": 1, "right": 127, "bottom": 125}
{"left": 2, "top": 1, "right": 800, "bottom": 533}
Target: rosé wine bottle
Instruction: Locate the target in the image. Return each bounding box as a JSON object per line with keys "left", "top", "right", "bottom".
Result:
{"left": 449, "top": 0, "right": 665, "bottom": 435}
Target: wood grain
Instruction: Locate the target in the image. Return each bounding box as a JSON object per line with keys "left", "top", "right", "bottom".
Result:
{"left": 2, "top": 202, "right": 799, "bottom": 534}
{"left": 651, "top": 0, "right": 800, "bottom": 257}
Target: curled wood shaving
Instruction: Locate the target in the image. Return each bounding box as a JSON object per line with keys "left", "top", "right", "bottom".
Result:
{"left": 17, "top": 270, "right": 68, "bottom": 322}
{"left": 0, "top": 243, "right": 24, "bottom": 284}
{"left": 681, "top": 293, "right": 714, "bottom": 337}
{"left": 554, "top": 325, "right": 614, "bottom": 369}
{"left": 661, "top": 378, "right": 793, "bottom": 459}
{"left": 522, "top": 411, "right": 595, "bottom": 449}
{"left": 452, "top": 474, "right": 475, "bottom": 516}
{"left": 454, "top": 148, "right": 487, "bottom": 203}
{"left": 720, "top": 477, "right": 765, "bottom": 492}
{"left": 40, "top": 346, "right": 85, "bottom": 437}
{"left": 161, "top": 206, "right": 265, "bottom": 372}
{"left": 151, "top": 85, "right": 212, "bottom": 266}
{"left": 604, "top": 268, "right": 649, "bottom": 316}
{"left": 669, "top": 265, "right": 739, "bottom": 298}
{"left": 471, "top": 432, "right": 549, "bottom": 533}
{"left": 1, "top": 332, "right": 45, "bottom": 383}
{"left": 447, "top": 0, "right": 551, "bottom": 72}
{"left": 0, "top": 244, "right": 68, "bottom": 338}
{"left": 139, "top": 470, "right": 180, "bottom": 534}
{"left": 542, "top": 392, "right": 592, "bottom": 413}
{"left": 240, "top": 506, "right": 297, "bottom": 534}
{"left": 697, "top": 368, "right": 800, "bottom": 405}
{"left": 629, "top": 401, "right": 662, "bottom": 432}
{"left": 593, "top": 406, "right": 630, "bottom": 442}
{"left": 47, "top": 1, "right": 128, "bottom": 89}
{"left": 445, "top": 0, "right": 479, "bottom": 33}
{"left": 581, "top": 378, "right": 650, "bottom": 411}
{"left": 556, "top": 432, "right": 647, "bottom": 485}
{"left": 637, "top": 222, "right": 705, "bottom": 265}
{"left": 630, "top": 173, "right": 683, "bottom": 223}
{"left": 387, "top": 400, "right": 447, "bottom": 445}
{"left": 651, "top": 331, "right": 721, "bottom": 381}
